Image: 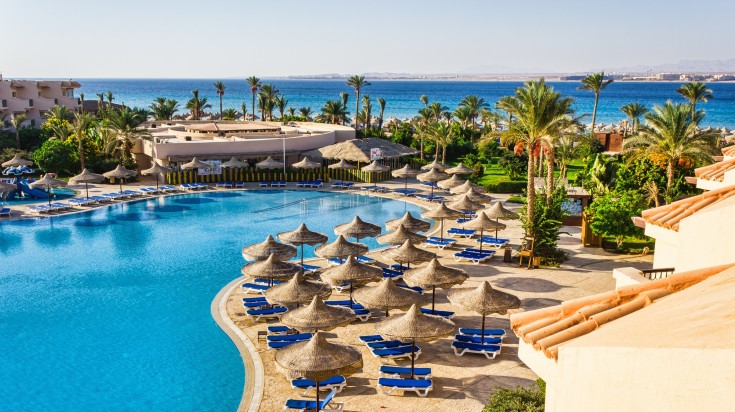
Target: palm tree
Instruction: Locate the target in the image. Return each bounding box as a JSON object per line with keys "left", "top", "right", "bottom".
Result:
{"left": 340, "top": 92, "right": 349, "bottom": 126}
{"left": 11, "top": 114, "right": 27, "bottom": 149}
{"left": 479, "top": 108, "right": 502, "bottom": 132}
{"left": 497, "top": 96, "right": 516, "bottom": 126}
{"left": 619, "top": 102, "right": 648, "bottom": 136}
{"left": 321, "top": 100, "right": 347, "bottom": 124}
{"left": 429, "top": 121, "right": 454, "bottom": 164}
{"left": 540, "top": 115, "right": 580, "bottom": 195}
{"left": 106, "top": 107, "right": 151, "bottom": 163}
{"left": 274, "top": 95, "right": 288, "bottom": 121}
{"left": 346, "top": 75, "right": 370, "bottom": 130}
{"left": 150, "top": 98, "right": 179, "bottom": 120}
{"left": 45, "top": 105, "right": 74, "bottom": 122}
{"left": 186, "top": 90, "right": 211, "bottom": 120}
{"left": 420, "top": 95, "right": 429, "bottom": 107}
{"left": 79, "top": 93, "right": 85, "bottom": 113}
{"left": 676, "top": 82, "right": 713, "bottom": 123}
{"left": 94, "top": 119, "right": 117, "bottom": 158}
{"left": 287, "top": 107, "right": 295, "bottom": 117}
{"left": 96, "top": 93, "right": 105, "bottom": 110}
{"left": 416, "top": 107, "right": 433, "bottom": 160}
{"left": 377, "top": 98, "right": 386, "bottom": 131}
{"left": 71, "top": 112, "right": 94, "bottom": 170}
{"left": 246, "top": 76, "right": 261, "bottom": 120}
{"left": 240, "top": 102, "right": 248, "bottom": 120}
{"left": 221, "top": 108, "right": 238, "bottom": 120}
{"left": 298, "top": 107, "right": 313, "bottom": 121}
{"left": 258, "top": 84, "right": 279, "bottom": 121}
{"left": 362, "top": 95, "right": 372, "bottom": 131}
{"left": 459, "top": 95, "right": 490, "bottom": 129}
{"left": 623, "top": 101, "right": 720, "bottom": 193}
{"left": 428, "top": 102, "right": 448, "bottom": 123}
{"left": 214, "top": 81, "right": 226, "bottom": 120}
{"left": 578, "top": 72, "right": 613, "bottom": 134}
{"left": 106, "top": 91, "right": 115, "bottom": 107}
{"left": 554, "top": 134, "right": 579, "bottom": 179}
{"left": 453, "top": 106, "right": 472, "bottom": 128}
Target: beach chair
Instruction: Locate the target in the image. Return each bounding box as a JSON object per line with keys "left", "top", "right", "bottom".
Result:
{"left": 458, "top": 328, "right": 506, "bottom": 339}
{"left": 290, "top": 376, "right": 347, "bottom": 396}
{"left": 235, "top": 181, "right": 245, "bottom": 188}
{"left": 359, "top": 335, "right": 385, "bottom": 344}
{"left": 463, "top": 248, "right": 495, "bottom": 255}
{"left": 253, "top": 278, "right": 282, "bottom": 286}
{"left": 420, "top": 182, "right": 438, "bottom": 189}
{"left": 447, "top": 228, "right": 476, "bottom": 238}
{"left": 454, "top": 250, "right": 495, "bottom": 264}
{"left": 477, "top": 237, "right": 510, "bottom": 248}
{"left": 331, "top": 181, "right": 344, "bottom": 189}
{"left": 353, "top": 308, "right": 371, "bottom": 322}
{"left": 267, "top": 325, "right": 296, "bottom": 335}
{"left": 0, "top": 207, "right": 11, "bottom": 217}
{"left": 396, "top": 284, "right": 423, "bottom": 294}
{"left": 267, "top": 333, "right": 313, "bottom": 343}
{"left": 242, "top": 300, "right": 273, "bottom": 309}
{"left": 122, "top": 190, "right": 142, "bottom": 197}
{"left": 259, "top": 181, "right": 270, "bottom": 187}
{"left": 419, "top": 308, "right": 454, "bottom": 318}
{"left": 393, "top": 188, "right": 417, "bottom": 196}
{"left": 241, "top": 282, "right": 270, "bottom": 294}
{"left": 267, "top": 340, "right": 304, "bottom": 349}
{"left": 377, "top": 378, "right": 433, "bottom": 397}
{"left": 195, "top": 183, "right": 209, "bottom": 190}
{"left": 103, "top": 193, "right": 122, "bottom": 199}
{"left": 310, "top": 179, "right": 324, "bottom": 188}
{"left": 367, "top": 340, "right": 412, "bottom": 350}
{"left": 451, "top": 341, "right": 502, "bottom": 359}
{"left": 89, "top": 195, "right": 110, "bottom": 203}
{"left": 246, "top": 306, "right": 287, "bottom": 322}
{"left": 371, "top": 345, "right": 421, "bottom": 363}
{"left": 277, "top": 181, "right": 287, "bottom": 187}
{"left": 296, "top": 181, "right": 308, "bottom": 188}
{"left": 355, "top": 255, "right": 375, "bottom": 264}
{"left": 300, "top": 263, "right": 322, "bottom": 274}
{"left": 454, "top": 334, "right": 502, "bottom": 345}
{"left": 324, "top": 300, "right": 363, "bottom": 309}
{"left": 342, "top": 182, "right": 355, "bottom": 189}
{"left": 382, "top": 268, "right": 403, "bottom": 280}
{"left": 391, "top": 264, "right": 408, "bottom": 272}
{"left": 330, "top": 282, "right": 351, "bottom": 293}
{"left": 243, "top": 296, "right": 268, "bottom": 303}
{"left": 284, "top": 388, "right": 343, "bottom": 411}
{"left": 379, "top": 366, "right": 431, "bottom": 379}
{"left": 424, "top": 238, "right": 456, "bottom": 249}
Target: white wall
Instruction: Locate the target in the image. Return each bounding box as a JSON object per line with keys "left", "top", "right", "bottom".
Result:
{"left": 674, "top": 196, "right": 735, "bottom": 272}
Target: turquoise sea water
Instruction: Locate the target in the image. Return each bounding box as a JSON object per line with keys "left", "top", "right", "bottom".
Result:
{"left": 76, "top": 79, "right": 735, "bottom": 128}
{"left": 0, "top": 190, "right": 423, "bottom": 412}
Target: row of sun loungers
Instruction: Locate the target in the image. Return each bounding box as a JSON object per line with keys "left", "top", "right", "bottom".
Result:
{"left": 180, "top": 183, "right": 210, "bottom": 190}
{"left": 424, "top": 237, "right": 457, "bottom": 249}
{"left": 330, "top": 181, "right": 355, "bottom": 189}
{"left": 285, "top": 388, "right": 343, "bottom": 411}
{"left": 295, "top": 180, "right": 323, "bottom": 188}
{"left": 454, "top": 248, "right": 496, "bottom": 264}
{"left": 328, "top": 256, "right": 375, "bottom": 266}
{"left": 393, "top": 188, "right": 418, "bottom": 196}
{"left": 215, "top": 181, "right": 247, "bottom": 188}
{"left": 261, "top": 181, "right": 288, "bottom": 187}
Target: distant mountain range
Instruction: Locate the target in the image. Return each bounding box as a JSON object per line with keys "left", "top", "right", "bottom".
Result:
{"left": 604, "top": 58, "right": 735, "bottom": 74}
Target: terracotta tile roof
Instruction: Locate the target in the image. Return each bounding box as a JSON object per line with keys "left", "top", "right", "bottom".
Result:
{"left": 722, "top": 145, "right": 735, "bottom": 157}
{"left": 640, "top": 184, "right": 735, "bottom": 231}
{"left": 510, "top": 264, "right": 735, "bottom": 360}
{"left": 694, "top": 158, "right": 735, "bottom": 182}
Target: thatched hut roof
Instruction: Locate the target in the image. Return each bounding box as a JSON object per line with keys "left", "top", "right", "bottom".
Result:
{"left": 303, "top": 138, "right": 418, "bottom": 163}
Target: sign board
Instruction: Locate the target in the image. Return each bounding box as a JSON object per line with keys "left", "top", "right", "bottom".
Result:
{"left": 370, "top": 148, "right": 382, "bottom": 160}
{"left": 199, "top": 160, "right": 221, "bottom": 175}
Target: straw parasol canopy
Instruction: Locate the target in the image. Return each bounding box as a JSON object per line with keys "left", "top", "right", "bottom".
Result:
{"left": 385, "top": 211, "right": 431, "bottom": 233}
{"left": 314, "top": 235, "right": 369, "bottom": 263}
{"left": 2, "top": 154, "right": 33, "bottom": 167}
{"left": 403, "top": 258, "right": 468, "bottom": 313}
{"left": 320, "top": 255, "right": 383, "bottom": 305}
{"left": 334, "top": 216, "right": 381, "bottom": 240}
{"left": 360, "top": 160, "right": 389, "bottom": 173}
{"left": 448, "top": 281, "right": 521, "bottom": 343}
{"left": 280, "top": 295, "right": 355, "bottom": 332}
{"left": 141, "top": 163, "right": 171, "bottom": 190}
{"left": 181, "top": 157, "right": 211, "bottom": 170}
{"left": 421, "top": 203, "right": 463, "bottom": 240}
{"left": 264, "top": 271, "right": 332, "bottom": 306}
{"left": 327, "top": 159, "right": 356, "bottom": 170}
{"left": 463, "top": 212, "right": 507, "bottom": 248}
{"left": 377, "top": 224, "right": 427, "bottom": 246}
{"left": 437, "top": 174, "right": 466, "bottom": 190}
{"left": 242, "top": 235, "right": 298, "bottom": 261}
{"left": 444, "top": 162, "right": 476, "bottom": 175}
{"left": 380, "top": 239, "right": 436, "bottom": 268}
{"left": 255, "top": 156, "right": 283, "bottom": 169}
{"left": 30, "top": 174, "right": 68, "bottom": 205}
{"left": 464, "top": 186, "right": 493, "bottom": 203}
{"left": 220, "top": 157, "right": 249, "bottom": 168}
{"left": 417, "top": 167, "right": 449, "bottom": 183}
{"left": 277, "top": 223, "right": 329, "bottom": 266}
{"left": 292, "top": 157, "right": 322, "bottom": 169}
{"left": 69, "top": 168, "right": 104, "bottom": 198}
{"left": 485, "top": 202, "right": 520, "bottom": 220}
{"left": 420, "top": 157, "right": 447, "bottom": 171}
{"left": 450, "top": 180, "right": 486, "bottom": 194}
{"left": 447, "top": 194, "right": 485, "bottom": 213}
{"left": 352, "top": 278, "right": 423, "bottom": 316}
{"left": 103, "top": 164, "right": 137, "bottom": 180}
{"left": 241, "top": 254, "right": 301, "bottom": 283}
{"left": 391, "top": 164, "right": 420, "bottom": 190}
{"left": 0, "top": 181, "right": 16, "bottom": 192}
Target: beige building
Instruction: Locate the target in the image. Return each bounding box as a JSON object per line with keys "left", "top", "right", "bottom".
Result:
{"left": 0, "top": 77, "right": 81, "bottom": 128}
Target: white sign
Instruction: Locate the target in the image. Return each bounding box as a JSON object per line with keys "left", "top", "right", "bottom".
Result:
{"left": 370, "top": 148, "right": 382, "bottom": 160}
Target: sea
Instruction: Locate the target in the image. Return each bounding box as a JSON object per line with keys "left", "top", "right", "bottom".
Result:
{"left": 76, "top": 79, "right": 735, "bottom": 128}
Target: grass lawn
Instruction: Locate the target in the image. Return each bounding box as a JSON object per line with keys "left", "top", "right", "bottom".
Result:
{"left": 475, "top": 158, "right": 586, "bottom": 187}
{"left": 601, "top": 235, "right": 655, "bottom": 254}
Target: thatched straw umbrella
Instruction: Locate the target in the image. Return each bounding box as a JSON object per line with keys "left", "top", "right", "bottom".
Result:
{"left": 181, "top": 157, "right": 211, "bottom": 170}
{"left": 69, "top": 168, "right": 104, "bottom": 198}
{"left": 437, "top": 174, "right": 466, "bottom": 190}
{"left": 277, "top": 223, "right": 329, "bottom": 267}
{"left": 275, "top": 332, "right": 362, "bottom": 411}
{"left": 292, "top": 157, "right": 322, "bottom": 169}
{"left": 448, "top": 281, "right": 520, "bottom": 343}
{"left": 380, "top": 239, "right": 435, "bottom": 269}
{"left": 385, "top": 211, "right": 431, "bottom": 233}
{"left": 375, "top": 304, "right": 454, "bottom": 377}
{"left": 327, "top": 159, "right": 356, "bottom": 170}
{"left": 485, "top": 202, "right": 519, "bottom": 238}
{"left": 255, "top": 156, "right": 283, "bottom": 169}
{"left": 140, "top": 163, "right": 171, "bottom": 191}
{"left": 242, "top": 235, "right": 297, "bottom": 261}
{"left": 463, "top": 212, "right": 507, "bottom": 249}
{"left": 264, "top": 271, "right": 332, "bottom": 307}
{"left": 361, "top": 160, "right": 389, "bottom": 189}
{"left": 315, "top": 235, "right": 368, "bottom": 265}
{"left": 391, "top": 164, "right": 420, "bottom": 191}
{"left": 29, "top": 174, "right": 68, "bottom": 205}
{"left": 0, "top": 181, "right": 16, "bottom": 193}
{"left": 420, "top": 157, "right": 447, "bottom": 171}
{"left": 403, "top": 258, "right": 468, "bottom": 313}
{"left": 421, "top": 203, "right": 463, "bottom": 240}
{"left": 352, "top": 278, "right": 423, "bottom": 316}
{"left": 377, "top": 224, "right": 427, "bottom": 246}
{"left": 320, "top": 256, "right": 383, "bottom": 306}
{"left": 450, "top": 180, "right": 485, "bottom": 194}
{"left": 280, "top": 295, "right": 355, "bottom": 332}
{"left": 103, "top": 165, "right": 137, "bottom": 194}
{"left": 241, "top": 254, "right": 301, "bottom": 285}
{"left": 464, "top": 186, "right": 493, "bottom": 203}
{"left": 220, "top": 157, "right": 249, "bottom": 169}
{"left": 417, "top": 167, "right": 449, "bottom": 197}
{"left": 334, "top": 216, "right": 381, "bottom": 241}
{"left": 1, "top": 154, "right": 33, "bottom": 167}
{"left": 447, "top": 194, "right": 485, "bottom": 214}
{"left": 444, "top": 162, "right": 476, "bottom": 175}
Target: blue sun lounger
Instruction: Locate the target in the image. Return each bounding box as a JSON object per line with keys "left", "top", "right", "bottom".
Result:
{"left": 259, "top": 181, "right": 270, "bottom": 187}
{"left": 243, "top": 300, "right": 273, "bottom": 309}
{"left": 235, "top": 182, "right": 245, "bottom": 188}
{"left": 463, "top": 248, "right": 495, "bottom": 255}
{"left": 416, "top": 194, "right": 444, "bottom": 202}
{"left": 397, "top": 284, "right": 423, "bottom": 294}
{"left": 371, "top": 345, "right": 421, "bottom": 362}
{"left": 377, "top": 378, "right": 433, "bottom": 397}
{"left": 325, "top": 300, "right": 364, "bottom": 310}
{"left": 267, "top": 333, "right": 313, "bottom": 343}
{"left": 291, "top": 376, "right": 347, "bottom": 396}
{"left": 424, "top": 238, "right": 456, "bottom": 249}
{"left": 419, "top": 308, "right": 454, "bottom": 318}
{"left": 0, "top": 207, "right": 11, "bottom": 217}
{"left": 451, "top": 341, "right": 502, "bottom": 359}
{"left": 241, "top": 283, "right": 270, "bottom": 293}
{"left": 353, "top": 308, "right": 371, "bottom": 322}
{"left": 458, "top": 328, "right": 506, "bottom": 338}
{"left": 454, "top": 335, "right": 502, "bottom": 345}
{"left": 267, "top": 340, "right": 304, "bottom": 349}
{"left": 247, "top": 306, "right": 287, "bottom": 322}
{"left": 447, "top": 228, "right": 477, "bottom": 238}
{"left": 267, "top": 325, "right": 296, "bottom": 335}
{"left": 454, "top": 250, "right": 495, "bottom": 264}
{"left": 300, "top": 263, "right": 322, "bottom": 273}
{"left": 359, "top": 335, "right": 385, "bottom": 344}
{"left": 379, "top": 366, "right": 432, "bottom": 379}
{"left": 391, "top": 264, "right": 409, "bottom": 272}
{"left": 382, "top": 268, "right": 403, "bottom": 279}
{"left": 284, "top": 388, "right": 342, "bottom": 411}
{"left": 253, "top": 278, "right": 282, "bottom": 285}
{"left": 477, "top": 237, "right": 511, "bottom": 248}
{"left": 367, "top": 340, "right": 412, "bottom": 350}
{"left": 393, "top": 188, "right": 418, "bottom": 196}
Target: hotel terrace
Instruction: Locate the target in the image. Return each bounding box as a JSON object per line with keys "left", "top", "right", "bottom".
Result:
{"left": 0, "top": 77, "right": 81, "bottom": 128}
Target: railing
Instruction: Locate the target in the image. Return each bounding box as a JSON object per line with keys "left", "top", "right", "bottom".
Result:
{"left": 641, "top": 268, "right": 675, "bottom": 280}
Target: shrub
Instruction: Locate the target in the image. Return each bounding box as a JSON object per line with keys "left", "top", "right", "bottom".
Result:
{"left": 484, "top": 379, "right": 546, "bottom": 412}
{"left": 519, "top": 187, "right": 568, "bottom": 265}
{"left": 32, "top": 139, "right": 77, "bottom": 175}
{"left": 485, "top": 181, "right": 527, "bottom": 194}
{"left": 498, "top": 152, "right": 528, "bottom": 180}
{"left": 507, "top": 195, "right": 526, "bottom": 204}
{"left": 587, "top": 190, "right": 647, "bottom": 250}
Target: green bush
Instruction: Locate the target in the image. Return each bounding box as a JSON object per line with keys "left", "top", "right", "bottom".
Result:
{"left": 484, "top": 379, "right": 546, "bottom": 412}
{"left": 506, "top": 195, "right": 526, "bottom": 204}
{"left": 32, "top": 139, "right": 77, "bottom": 175}
{"left": 485, "top": 181, "right": 527, "bottom": 193}
{"left": 498, "top": 152, "right": 528, "bottom": 180}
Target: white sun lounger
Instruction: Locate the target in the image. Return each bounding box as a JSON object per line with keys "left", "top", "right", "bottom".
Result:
{"left": 377, "top": 378, "right": 433, "bottom": 397}
{"left": 451, "top": 341, "right": 502, "bottom": 359}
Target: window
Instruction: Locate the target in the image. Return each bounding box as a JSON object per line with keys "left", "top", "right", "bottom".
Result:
{"left": 30, "top": 119, "right": 36, "bottom": 127}
{"left": 12, "top": 91, "right": 16, "bottom": 97}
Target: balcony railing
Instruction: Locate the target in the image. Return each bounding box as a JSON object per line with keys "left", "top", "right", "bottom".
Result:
{"left": 641, "top": 268, "right": 675, "bottom": 280}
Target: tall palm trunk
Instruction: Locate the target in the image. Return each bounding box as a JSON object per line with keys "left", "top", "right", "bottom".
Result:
{"left": 15, "top": 130, "right": 21, "bottom": 149}
{"left": 545, "top": 147, "right": 555, "bottom": 206}
{"left": 590, "top": 92, "right": 600, "bottom": 133}
{"left": 251, "top": 92, "right": 256, "bottom": 121}
{"left": 526, "top": 144, "right": 536, "bottom": 237}
{"left": 354, "top": 91, "right": 360, "bottom": 131}
{"left": 442, "top": 145, "right": 447, "bottom": 165}
{"left": 691, "top": 103, "right": 697, "bottom": 123}
{"left": 219, "top": 96, "right": 223, "bottom": 120}
{"left": 78, "top": 140, "right": 86, "bottom": 170}
{"left": 666, "top": 159, "right": 675, "bottom": 193}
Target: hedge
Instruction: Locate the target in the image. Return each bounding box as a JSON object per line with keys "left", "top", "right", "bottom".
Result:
{"left": 485, "top": 181, "right": 527, "bottom": 194}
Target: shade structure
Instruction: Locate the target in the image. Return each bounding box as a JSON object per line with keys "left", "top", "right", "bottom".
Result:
{"left": 69, "top": 168, "right": 104, "bottom": 198}
{"left": 385, "top": 211, "right": 431, "bottom": 233}
{"left": 1, "top": 154, "right": 33, "bottom": 167}
{"left": 277, "top": 223, "right": 329, "bottom": 266}
{"left": 403, "top": 258, "right": 468, "bottom": 313}
{"left": 391, "top": 164, "right": 420, "bottom": 191}
{"left": 462, "top": 212, "right": 507, "bottom": 250}
{"left": 292, "top": 157, "right": 322, "bottom": 169}
{"left": 444, "top": 162, "right": 476, "bottom": 175}
{"left": 275, "top": 331, "right": 363, "bottom": 410}
{"left": 448, "top": 281, "right": 521, "bottom": 343}
{"left": 417, "top": 167, "right": 449, "bottom": 197}
{"left": 264, "top": 271, "right": 332, "bottom": 306}
{"left": 314, "top": 235, "right": 368, "bottom": 264}
{"left": 220, "top": 157, "right": 249, "bottom": 168}
{"left": 420, "top": 157, "right": 447, "bottom": 171}
{"left": 320, "top": 255, "right": 383, "bottom": 306}
{"left": 450, "top": 180, "right": 486, "bottom": 194}
{"left": 241, "top": 254, "right": 301, "bottom": 284}
{"left": 141, "top": 163, "right": 171, "bottom": 190}
{"left": 103, "top": 164, "right": 137, "bottom": 195}
{"left": 484, "top": 202, "right": 519, "bottom": 238}
{"left": 447, "top": 194, "right": 485, "bottom": 213}
{"left": 352, "top": 278, "right": 423, "bottom": 317}
{"left": 376, "top": 224, "right": 427, "bottom": 246}
{"left": 29, "top": 174, "right": 68, "bottom": 205}
{"left": 327, "top": 159, "right": 357, "bottom": 170}
{"left": 280, "top": 295, "right": 355, "bottom": 332}
{"left": 421, "top": 203, "right": 463, "bottom": 240}
{"left": 334, "top": 216, "right": 381, "bottom": 240}
{"left": 0, "top": 181, "right": 16, "bottom": 192}
{"left": 375, "top": 304, "right": 454, "bottom": 377}
{"left": 360, "top": 160, "right": 389, "bottom": 173}
{"left": 437, "top": 174, "right": 466, "bottom": 190}
{"left": 464, "top": 186, "right": 493, "bottom": 204}
{"left": 242, "top": 234, "right": 298, "bottom": 261}
{"left": 181, "top": 157, "right": 211, "bottom": 170}
{"left": 380, "top": 239, "right": 436, "bottom": 268}
{"left": 256, "top": 156, "right": 283, "bottom": 169}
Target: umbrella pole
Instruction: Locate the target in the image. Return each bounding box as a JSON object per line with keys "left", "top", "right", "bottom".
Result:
{"left": 47, "top": 186, "right": 51, "bottom": 205}
{"left": 440, "top": 219, "right": 444, "bottom": 241}
{"left": 85, "top": 183, "right": 89, "bottom": 199}
{"left": 300, "top": 244, "right": 304, "bottom": 267}
{"left": 404, "top": 177, "right": 408, "bottom": 191}
{"left": 316, "top": 381, "right": 320, "bottom": 412}
{"left": 156, "top": 174, "right": 160, "bottom": 191}
{"left": 432, "top": 286, "right": 436, "bottom": 314}
{"left": 479, "top": 228, "right": 484, "bottom": 252}
{"left": 411, "top": 338, "right": 416, "bottom": 379}
{"left": 481, "top": 314, "right": 486, "bottom": 344}
{"left": 349, "top": 284, "right": 354, "bottom": 308}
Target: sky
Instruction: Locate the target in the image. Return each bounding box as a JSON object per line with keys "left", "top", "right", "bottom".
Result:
{"left": 3, "top": 0, "right": 735, "bottom": 78}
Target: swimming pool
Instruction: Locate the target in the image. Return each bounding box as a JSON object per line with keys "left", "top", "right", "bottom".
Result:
{"left": 0, "top": 190, "right": 425, "bottom": 412}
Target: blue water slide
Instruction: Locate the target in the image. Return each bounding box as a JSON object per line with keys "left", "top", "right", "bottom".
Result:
{"left": 18, "top": 179, "right": 49, "bottom": 199}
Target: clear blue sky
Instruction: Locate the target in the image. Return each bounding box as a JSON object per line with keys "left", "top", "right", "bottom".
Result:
{"left": 3, "top": 0, "right": 734, "bottom": 78}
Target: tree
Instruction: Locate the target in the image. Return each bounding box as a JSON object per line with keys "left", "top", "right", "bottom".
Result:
{"left": 346, "top": 75, "right": 370, "bottom": 130}
{"left": 32, "top": 139, "right": 77, "bottom": 175}
{"left": 340, "top": 92, "right": 349, "bottom": 126}
{"left": 480, "top": 108, "right": 502, "bottom": 132}
{"left": 554, "top": 134, "right": 580, "bottom": 179}
{"left": 497, "top": 96, "right": 516, "bottom": 125}
{"left": 70, "top": 112, "right": 94, "bottom": 170}
{"left": 79, "top": 93, "right": 85, "bottom": 113}
{"left": 106, "top": 107, "right": 150, "bottom": 163}
{"left": 150, "top": 97, "right": 179, "bottom": 120}
{"left": 483, "top": 379, "right": 545, "bottom": 412}
{"left": 246, "top": 76, "right": 261, "bottom": 120}
{"left": 221, "top": 108, "right": 238, "bottom": 120}
{"left": 676, "top": 82, "right": 713, "bottom": 123}
{"left": 459, "top": 95, "right": 489, "bottom": 129}
{"left": 420, "top": 95, "right": 428, "bottom": 107}
{"left": 258, "top": 84, "right": 279, "bottom": 121}
{"left": 96, "top": 93, "right": 105, "bottom": 111}
{"left": 587, "top": 190, "right": 647, "bottom": 249}
{"left": 45, "top": 105, "right": 74, "bottom": 123}
{"left": 287, "top": 107, "right": 295, "bottom": 117}
{"left": 377, "top": 97, "right": 386, "bottom": 131}
{"left": 623, "top": 101, "right": 719, "bottom": 193}
{"left": 578, "top": 72, "right": 613, "bottom": 134}
{"left": 540, "top": 115, "right": 581, "bottom": 202}
{"left": 274, "top": 95, "right": 288, "bottom": 121}
{"left": 240, "top": 102, "right": 248, "bottom": 120}
{"left": 362, "top": 95, "right": 372, "bottom": 131}
{"left": 298, "top": 107, "right": 313, "bottom": 121}
{"left": 320, "top": 100, "right": 347, "bottom": 124}
{"left": 428, "top": 121, "right": 454, "bottom": 164}
{"left": 186, "top": 90, "right": 211, "bottom": 120}
{"left": 11, "top": 114, "right": 27, "bottom": 149}
{"left": 214, "top": 81, "right": 226, "bottom": 119}
{"left": 619, "top": 102, "right": 648, "bottom": 136}
{"left": 415, "top": 107, "right": 433, "bottom": 161}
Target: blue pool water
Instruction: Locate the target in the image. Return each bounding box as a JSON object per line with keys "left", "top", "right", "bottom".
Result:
{"left": 0, "top": 190, "right": 424, "bottom": 412}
